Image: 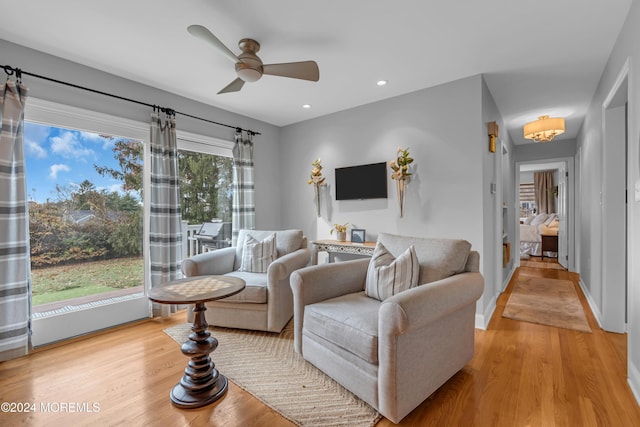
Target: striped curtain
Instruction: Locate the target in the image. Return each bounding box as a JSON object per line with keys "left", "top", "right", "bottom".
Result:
{"left": 232, "top": 130, "right": 255, "bottom": 245}
{"left": 149, "top": 112, "right": 183, "bottom": 317}
{"left": 0, "top": 80, "right": 31, "bottom": 361}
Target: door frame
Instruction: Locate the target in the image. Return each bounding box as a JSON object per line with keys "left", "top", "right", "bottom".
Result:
{"left": 515, "top": 157, "right": 574, "bottom": 271}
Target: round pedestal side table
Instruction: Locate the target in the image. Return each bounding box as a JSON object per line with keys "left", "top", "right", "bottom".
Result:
{"left": 148, "top": 275, "right": 245, "bottom": 409}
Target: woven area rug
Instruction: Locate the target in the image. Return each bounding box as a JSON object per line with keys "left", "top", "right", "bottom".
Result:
{"left": 502, "top": 274, "right": 592, "bottom": 332}
{"left": 163, "top": 322, "right": 380, "bottom": 427}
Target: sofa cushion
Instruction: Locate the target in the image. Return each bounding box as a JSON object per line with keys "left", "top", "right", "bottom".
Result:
{"left": 218, "top": 271, "right": 268, "bottom": 303}
{"left": 239, "top": 233, "right": 276, "bottom": 273}
{"left": 235, "top": 229, "right": 304, "bottom": 268}
{"left": 378, "top": 232, "right": 471, "bottom": 284}
{"left": 304, "top": 291, "right": 380, "bottom": 364}
{"left": 365, "top": 242, "right": 419, "bottom": 301}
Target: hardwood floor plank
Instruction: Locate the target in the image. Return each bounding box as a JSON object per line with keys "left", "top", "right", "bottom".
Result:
{"left": 1, "top": 264, "right": 639, "bottom": 426}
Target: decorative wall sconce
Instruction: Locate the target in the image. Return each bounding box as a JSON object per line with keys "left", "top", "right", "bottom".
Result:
{"left": 389, "top": 147, "right": 414, "bottom": 218}
{"left": 488, "top": 121, "right": 499, "bottom": 153}
{"left": 307, "top": 158, "right": 326, "bottom": 217}
{"left": 523, "top": 115, "right": 565, "bottom": 142}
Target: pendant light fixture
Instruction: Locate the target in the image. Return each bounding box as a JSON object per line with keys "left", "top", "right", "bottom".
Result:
{"left": 523, "top": 115, "right": 565, "bottom": 142}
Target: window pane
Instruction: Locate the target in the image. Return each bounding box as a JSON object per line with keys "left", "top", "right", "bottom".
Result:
{"left": 25, "top": 122, "right": 144, "bottom": 312}
{"left": 178, "top": 149, "right": 233, "bottom": 254}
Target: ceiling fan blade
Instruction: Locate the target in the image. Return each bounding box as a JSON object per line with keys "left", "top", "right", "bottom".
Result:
{"left": 187, "top": 24, "right": 239, "bottom": 64}
{"left": 263, "top": 61, "right": 319, "bottom": 82}
{"left": 218, "top": 77, "right": 245, "bottom": 94}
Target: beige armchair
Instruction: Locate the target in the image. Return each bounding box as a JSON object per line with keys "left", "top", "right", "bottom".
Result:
{"left": 181, "top": 229, "right": 310, "bottom": 333}
{"left": 290, "top": 232, "right": 484, "bottom": 423}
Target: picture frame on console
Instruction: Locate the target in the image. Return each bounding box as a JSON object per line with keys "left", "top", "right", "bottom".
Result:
{"left": 351, "top": 229, "right": 366, "bottom": 244}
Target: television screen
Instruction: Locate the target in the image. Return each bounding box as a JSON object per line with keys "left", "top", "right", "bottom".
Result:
{"left": 335, "top": 162, "right": 388, "bottom": 200}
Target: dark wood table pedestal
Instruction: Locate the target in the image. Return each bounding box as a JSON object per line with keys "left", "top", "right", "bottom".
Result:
{"left": 148, "top": 275, "right": 245, "bottom": 409}
{"left": 170, "top": 301, "right": 227, "bottom": 408}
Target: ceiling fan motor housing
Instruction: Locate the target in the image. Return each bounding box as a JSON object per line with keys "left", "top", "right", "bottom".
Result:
{"left": 236, "top": 38, "right": 263, "bottom": 82}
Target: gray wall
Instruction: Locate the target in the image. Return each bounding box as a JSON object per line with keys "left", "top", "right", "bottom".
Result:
{"left": 514, "top": 138, "right": 577, "bottom": 162}
{"left": 576, "top": 0, "right": 640, "bottom": 394}
{"left": 280, "top": 74, "right": 499, "bottom": 326}
{"left": 1, "top": 39, "right": 284, "bottom": 229}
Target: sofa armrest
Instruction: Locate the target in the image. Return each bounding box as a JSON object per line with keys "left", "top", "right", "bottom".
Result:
{"left": 180, "top": 246, "right": 236, "bottom": 277}
{"left": 377, "top": 271, "right": 484, "bottom": 422}
{"left": 290, "top": 258, "right": 369, "bottom": 353}
{"left": 291, "top": 258, "right": 369, "bottom": 305}
{"left": 267, "top": 247, "right": 311, "bottom": 283}
{"left": 379, "top": 271, "right": 484, "bottom": 335}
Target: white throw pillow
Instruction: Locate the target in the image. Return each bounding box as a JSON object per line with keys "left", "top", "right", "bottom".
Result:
{"left": 365, "top": 242, "right": 419, "bottom": 301}
{"left": 239, "top": 233, "right": 276, "bottom": 273}
{"left": 530, "top": 213, "right": 549, "bottom": 225}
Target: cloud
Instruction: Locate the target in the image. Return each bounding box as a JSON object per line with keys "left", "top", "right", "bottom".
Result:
{"left": 79, "top": 131, "right": 116, "bottom": 151}
{"left": 50, "top": 131, "right": 95, "bottom": 160}
{"left": 49, "top": 164, "right": 70, "bottom": 179}
{"left": 24, "top": 122, "right": 51, "bottom": 159}
{"left": 25, "top": 138, "right": 47, "bottom": 158}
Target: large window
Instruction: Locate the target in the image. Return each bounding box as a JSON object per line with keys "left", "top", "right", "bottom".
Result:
{"left": 25, "top": 99, "right": 234, "bottom": 345}
{"left": 26, "top": 122, "right": 144, "bottom": 310}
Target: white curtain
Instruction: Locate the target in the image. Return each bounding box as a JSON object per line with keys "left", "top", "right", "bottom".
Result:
{"left": 0, "top": 79, "right": 31, "bottom": 361}
{"left": 232, "top": 130, "right": 255, "bottom": 245}
{"left": 149, "top": 111, "right": 183, "bottom": 317}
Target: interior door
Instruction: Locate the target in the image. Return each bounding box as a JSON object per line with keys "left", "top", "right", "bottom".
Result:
{"left": 557, "top": 162, "right": 568, "bottom": 269}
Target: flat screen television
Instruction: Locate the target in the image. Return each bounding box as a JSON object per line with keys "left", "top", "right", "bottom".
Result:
{"left": 335, "top": 162, "right": 388, "bottom": 200}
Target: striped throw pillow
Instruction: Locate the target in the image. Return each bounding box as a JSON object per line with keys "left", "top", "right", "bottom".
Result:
{"left": 365, "top": 242, "right": 419, "bottom": 301}
{"left": 239, "top": 233, "right": 276, "bottom": 273}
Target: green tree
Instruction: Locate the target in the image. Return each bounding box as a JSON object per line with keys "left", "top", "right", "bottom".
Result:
{"left": 93, "top": 138, "right": 233, "bottom": 225}
{"left": 94, "top": 139, "right": 143, "bottom": 193}
{"left": 179, "top": 151, "right": 233, "bottom": 224}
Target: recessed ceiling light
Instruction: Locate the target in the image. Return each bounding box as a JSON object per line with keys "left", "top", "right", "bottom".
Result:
{"left": 302, "top": 104, "right": 312, "bottom": 109}
{"left": 377, "top": 80, "right": 388, "bottom": 86}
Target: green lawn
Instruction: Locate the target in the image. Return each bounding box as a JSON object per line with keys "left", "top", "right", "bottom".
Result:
{"left": 31, "top": 257, "right": 144, "bottom": 306}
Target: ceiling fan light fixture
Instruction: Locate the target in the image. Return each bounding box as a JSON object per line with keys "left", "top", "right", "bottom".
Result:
{"left": 235, "top": 63, "right": 262, "bottom": 82}
{"left": 523, "top": 115, "right": 565, "bottom": 142}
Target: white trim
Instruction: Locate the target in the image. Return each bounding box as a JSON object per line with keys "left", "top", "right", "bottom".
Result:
{"left": 515, "top": 157, "right": 574, "bottom": 271}
{"left": 26, "top": 98, "right": 148, "bottom": 139}
{"left": 600, "top": 59, "right": 629, "bottom": 333}
{"left": 629, "top": 360, "right": 640, "bottom": 408}
{"left": 579, "top": 277, "right": 603, "bottom": 329}
{"left": 475, "top": 295, "right": 496, "bottom": 330}
{"left": 177, "top": 129, "right": 233, "bottom": 157}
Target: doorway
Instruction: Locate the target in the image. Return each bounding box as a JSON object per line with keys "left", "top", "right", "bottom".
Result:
{"left": 516, "top": 159, "right": 572, "bottom": 271}
{"left": 601, "top": 63, "right": 628, "bottom": 333}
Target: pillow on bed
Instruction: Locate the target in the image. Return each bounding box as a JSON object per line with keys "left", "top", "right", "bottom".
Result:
{"left": 524, "top": 216, "right": 534, "bottom": 225}
{"left": 544, "top": 214, "right": 558, "bottom": 226}
{"left": 530, "top": 214, "right": 549, "bottom": 225}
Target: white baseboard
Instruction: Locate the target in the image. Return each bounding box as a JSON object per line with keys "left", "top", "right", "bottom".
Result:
{"left": 629, "top": 361, "right": 640, "bottom": 406}
{"left": 475, "top": 294, "right": 496, "bottom": 330}
{"left": 579, "top": 278, "right": 603, "bottom": 329}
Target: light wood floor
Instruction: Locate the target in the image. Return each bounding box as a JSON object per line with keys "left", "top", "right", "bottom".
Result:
{"left": 2, "top": 261, "right": 639, "bottom": 426}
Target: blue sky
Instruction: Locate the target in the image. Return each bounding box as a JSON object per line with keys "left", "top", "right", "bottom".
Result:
{"left": 24, "top": 121, "right": 137, "bottom": 203}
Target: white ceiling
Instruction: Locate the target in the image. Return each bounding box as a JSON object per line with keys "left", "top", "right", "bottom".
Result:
{"left": 0, "top": 0, "right": 632, "bottom": 144}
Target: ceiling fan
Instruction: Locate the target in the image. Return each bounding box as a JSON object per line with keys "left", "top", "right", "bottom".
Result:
{"left": 187, "top": 25, "right": 320, "bottom": 94}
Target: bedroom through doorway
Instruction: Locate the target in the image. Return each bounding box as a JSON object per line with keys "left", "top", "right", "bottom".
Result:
{"left": 517, "top": 160, "right": 571, "bottom": 271}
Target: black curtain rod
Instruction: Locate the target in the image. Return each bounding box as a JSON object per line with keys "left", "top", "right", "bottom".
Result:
{"left": 2, "top": 64, "right": 261, "bottom": 136}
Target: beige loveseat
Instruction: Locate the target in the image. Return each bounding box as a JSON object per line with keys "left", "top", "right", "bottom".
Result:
{"left": 290, "top": 232, "right": 484, "bottom": 423}
{"left": 181, "top": 229, "right": 310, "bottom": 332}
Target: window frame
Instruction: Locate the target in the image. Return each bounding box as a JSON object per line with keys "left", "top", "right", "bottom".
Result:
{"left": 24, "top": 97, "right": 232, "bottom": 345}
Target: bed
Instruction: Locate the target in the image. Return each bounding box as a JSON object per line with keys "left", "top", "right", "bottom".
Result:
{"left": 520, "top": 213, "right": 559, "bottom": 258}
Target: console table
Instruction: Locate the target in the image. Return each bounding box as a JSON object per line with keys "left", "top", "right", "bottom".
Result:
{"left": 148, "top": 275, "right": 245, "bottom": 409}
{"left": 311, "top": 239, "right": 376, "bottom": 264}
